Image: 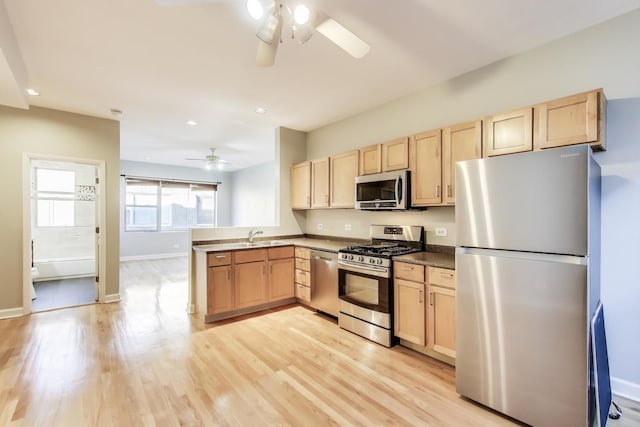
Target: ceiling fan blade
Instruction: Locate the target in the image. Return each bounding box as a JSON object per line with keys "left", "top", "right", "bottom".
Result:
{"left": 185, "top": 158, "right": 206, "bottom": 161}
{"left": 256, "top": 39, "right": 278, "bottom": 67}
{"left": 315, "top": 17, "right": 370, "bottom": 59}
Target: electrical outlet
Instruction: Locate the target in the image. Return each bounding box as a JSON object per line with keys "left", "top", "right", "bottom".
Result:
{"left": 435, "top": 227, "right": 448, "bottom": 237}
{"left": 317, "top": 223, "right": 324, "bottom": 230}
{"left": 345, "top": 224, "right": 352, "bottom": 231}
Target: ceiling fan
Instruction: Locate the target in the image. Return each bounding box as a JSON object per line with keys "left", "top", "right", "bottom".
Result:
{"left": 185, "top": 147, "right": 230, "bottom": 170}
{"left": 154, "top": 0, "right": 370, "bottom": 67}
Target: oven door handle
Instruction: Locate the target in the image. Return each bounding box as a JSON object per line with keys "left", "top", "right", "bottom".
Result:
{"left": 338, "top": 260, "right": 389, "bottom": 278}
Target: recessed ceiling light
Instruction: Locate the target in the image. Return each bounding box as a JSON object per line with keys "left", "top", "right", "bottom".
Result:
{"left": 187, "top": 120, "right": 197, "bottom": 126}
{"left": 27, "top": 88, "right": 40, "bottom": 96}
{"left": 255, "top": 107, "right": 267, "bottom": 114}
{"left": 109, "top": 108, "right": 123, "bottom": 117}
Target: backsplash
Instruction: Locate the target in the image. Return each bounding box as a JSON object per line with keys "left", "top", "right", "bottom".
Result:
{"left": 304, "top": 207, "right": 456, "bottom": 247}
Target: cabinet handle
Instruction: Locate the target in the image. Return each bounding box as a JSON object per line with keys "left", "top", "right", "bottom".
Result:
{"left": 401, "top": 266, "right": 414, "bottom": 270}
{"left": 436, "top": 185, "right": 441, "bottom": 198}
{"left": 430, "top": 292, "right": 434, "bottom": 306}
{"left": 446, "top": 184, "right": 451, "bottom": 198}
{"left": 419, "top": 290, "right": 423, "bottom": 303}
{"left": 227, "top": 270, "right": 230, "bottom": 280}
{"left": 215, "top": 255, "right": 226, "bottom": 259}
{"left": 263, "top": 266, "right": 266, "bottom": 275}
{"left": 440, "top": 272, "right": 454, "bottom": 278}
{"left": 306, "top": 196, "right": 310, "bottom": 205}
{"left": 325, "top": 194, "right": 329, "bottom": 203}
{"left": 270, "top": 265, "right": 273, "bottom": 274}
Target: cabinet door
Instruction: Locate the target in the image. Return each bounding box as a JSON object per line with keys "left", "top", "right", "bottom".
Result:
{"left": 535, "top": 89, "right": 604, "bottom": 150}
{"left": 330, "top": 150, "right": 359, "bottom": 208}
{"left": 484, "top": 107, "right": 533, "bottom": 157}
{"left": 269, "top": 258, "right": 295, "bottom": 301}
{"left": 394, "top": 278, "right": 426, "bottom": 346}
{"left": 207, "top": 265, "right": 233, "bottom": 314}
{"left": 410, "top": 129, "right": 442, "bottom": 206}
{"left": 291, "top": 161, "right": 311, "bottom": 209}
{"left": 311, "top": 157, "right": 330, "bottom": 208}
{"left": 234, "top": 261, "right": 267, "bottom": 309}
{"left": 427, "top": 285, "right": 456, "bottom": 358}
{"left": 442, "top": 120, "right": 482, "bottom": 204}
{"left": 382, "top": 137, "right": 409, "bottom": 171}
{"left": 359, "top": 144, "right": 382, "bottom": 175}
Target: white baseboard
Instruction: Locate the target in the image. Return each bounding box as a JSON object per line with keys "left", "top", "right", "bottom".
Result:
{"left": 187, "top": 304, "right": 196, "bottom": 314}
{"left": 120, "top": 252, "right": 188, "bottom": 262}
{"left": 612, "top": 376, "right": 640, "bottom": 403}
{"left": 0, "top": 307, "right": 24, "bottom": 319}
{"left": 103, "top": 293, "right": 121, "bottom": 303}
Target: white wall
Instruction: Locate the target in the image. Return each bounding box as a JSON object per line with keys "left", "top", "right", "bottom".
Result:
{"left": 593, "top": 97, "right": 640, "bottom": 399}
{"left": 229, "top": 161, "right": 276, "bottom": 227}
{"left": 304, "top": 10, "right": 640, "bottom": 400}
{"left": 120, "top": 160, "right": 231, "bottom": 259}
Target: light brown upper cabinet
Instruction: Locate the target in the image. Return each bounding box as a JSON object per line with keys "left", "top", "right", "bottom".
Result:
{"left": 382, "top": 137, "right": 410, "bottom": 171}
{"left": 534, "top": 88, "right": 606, "bottom": 151}
{"left": 359, "top": 144, "right": 382, "bottom": 175}
{"left": 410, "top": 129, "right": 442, "bottom": 206}
{"left": 311, "top": 157, "right": 330, "bottom": 208}
{"left": 442, "top": 120, "right": 482, "bottom": 204}
{"left": 330, "top": 150, "right": 359, "bottom": 208}
{"left": 484, "top": 107, "right": 533, "bottom": 157}
{"left": 290, "top": 161, "right": 311, "bottom": 210}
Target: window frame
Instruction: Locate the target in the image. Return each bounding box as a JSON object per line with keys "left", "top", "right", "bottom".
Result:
{"left": 124, "top": 177, "right": 218, "bottom": 232}
{"left": 34, "top": 168, "right": 77, "bottom": 228}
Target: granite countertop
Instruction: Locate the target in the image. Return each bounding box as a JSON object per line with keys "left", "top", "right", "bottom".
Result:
{"left": 393, "top": 251, "right": 455, "bottom": 270}
{"left": 192, "top": 237, "right": 360, "bottom": 254}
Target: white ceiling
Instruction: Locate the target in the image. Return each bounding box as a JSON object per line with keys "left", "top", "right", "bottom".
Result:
{"left": 3, "top": 0, "right": 639, "bottom": 171}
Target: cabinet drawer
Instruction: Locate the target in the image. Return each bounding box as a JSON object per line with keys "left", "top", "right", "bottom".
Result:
{"left": 234, "top": 249, "right": 267, "bottom": 264}
{"left": 268, "top": 245, "right": 294, "bottom": 260}
{"left": 295, "top": 269, "right": 310, "bottom": 286}
{"left": 295, "top": 283, "right": 310, "bottom": 302}
{"left": 295, "top": 258, "right": 310, "bottom": 271}
{"left": 207, "top": 252, "right": 232, "bottom": 267}
{"left": 428, "top": 267, "right": 455, "bottom": 289}
{"left": 394, "top": 262, "right": 425, "bottom": 282}
{"left": 294, "top": 246, "right": 311, "bottom": 259}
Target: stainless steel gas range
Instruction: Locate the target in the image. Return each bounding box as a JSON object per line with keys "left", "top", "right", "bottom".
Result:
{"left": 337, "top": 225, "right": 424, "bottom": 347}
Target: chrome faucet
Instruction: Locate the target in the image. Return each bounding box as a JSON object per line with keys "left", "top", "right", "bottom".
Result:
{"left": 248, "top": 229, "right": 263, "bottom": 243}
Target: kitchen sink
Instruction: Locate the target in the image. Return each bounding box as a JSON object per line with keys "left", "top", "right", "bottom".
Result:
{"left": 238, "top": 240, "right": 278, "bottom": 247}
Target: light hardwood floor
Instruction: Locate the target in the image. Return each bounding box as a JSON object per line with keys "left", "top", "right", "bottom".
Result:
{"left": 1, "top": 258, "right": 637, "bottom": 426}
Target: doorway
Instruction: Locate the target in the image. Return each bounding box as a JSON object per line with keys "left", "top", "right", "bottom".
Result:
{"left": 22, "top": 155, "right": 106, "bottom": 313}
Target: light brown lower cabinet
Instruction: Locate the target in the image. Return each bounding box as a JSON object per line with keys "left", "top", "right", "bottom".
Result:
{"left": 269, "top": 258, "right": 295, "bottom": 301}
{"left": 195, "top": 246, "right": 295, "bottom": 321}
{"left": 234, "top": 260, "right": 268, "bottom": 309}
{"left": 394, "top": 262, "right": 456, "bottom": 360}
{"left": 427, "top": 267, "right": 456, "bottom": 359}
{"left": 394, "top": 278, "right": 426, "bottom": 346}
{"left": 207, "top": 265, "right": 233, "bottom": 314}
{"left": 294, "top": 246, "right": 311, "bottom": 304}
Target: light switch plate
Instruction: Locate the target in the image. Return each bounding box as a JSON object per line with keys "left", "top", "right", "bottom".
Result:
{"left": 345, "top": 224, "right": 352, "bottom": 231}
{"left": 317, "top": 223, "right": 324, "bottom": 230}
{"left": 435, "top": 227, "right": 447, "bottom": 237}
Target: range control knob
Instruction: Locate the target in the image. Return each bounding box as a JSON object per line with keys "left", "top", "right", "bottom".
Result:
{"left": 358, "top": 256, "right": 364, "bottom": 262}
{"left": 348, "top": 254, "right": 354, "bottom": 260}
{"left": 369, "top": 258, "right": 375, "bottom": 264}
{"left": 377, "top": 259, "right": 383, "bottom": 265}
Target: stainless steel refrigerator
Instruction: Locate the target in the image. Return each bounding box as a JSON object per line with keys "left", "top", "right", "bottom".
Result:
{"left": 455, "top": 145, "right": 600, "bottom": 427}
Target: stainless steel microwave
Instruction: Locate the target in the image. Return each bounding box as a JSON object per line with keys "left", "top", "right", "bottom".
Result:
{"left": 355, "top": 170, "right": 409, "bottom": 210}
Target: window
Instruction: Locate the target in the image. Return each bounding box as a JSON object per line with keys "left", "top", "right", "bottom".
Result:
{"left": 35, "top": 168, "right": 76, "bottom": 227}
{"left": 125, "top": 178, "right": 217, "bottom": 232}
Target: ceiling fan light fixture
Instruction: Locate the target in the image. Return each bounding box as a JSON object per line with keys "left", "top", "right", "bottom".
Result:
{"left": 247, "top": 0, "right": 264, "bottom": 20}
{"left": 293, "top": 4, "right": 310, "bottom": 25}
{"left": 256, "top": 12, "right": 281, "bottom": 44}
{"left": 204, "top": 161, "right": 213, "bottom": 170}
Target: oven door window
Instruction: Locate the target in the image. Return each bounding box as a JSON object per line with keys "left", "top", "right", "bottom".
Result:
{"left": 339, "top": 269, "right": 390, "bottom": 313}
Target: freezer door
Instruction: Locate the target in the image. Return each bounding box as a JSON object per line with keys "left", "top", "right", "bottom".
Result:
{"left": 456, "top": 248, "right": 588, "bottom": 427}
{"left": 456, "top": 146, "right": 590, "bottom": 255}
